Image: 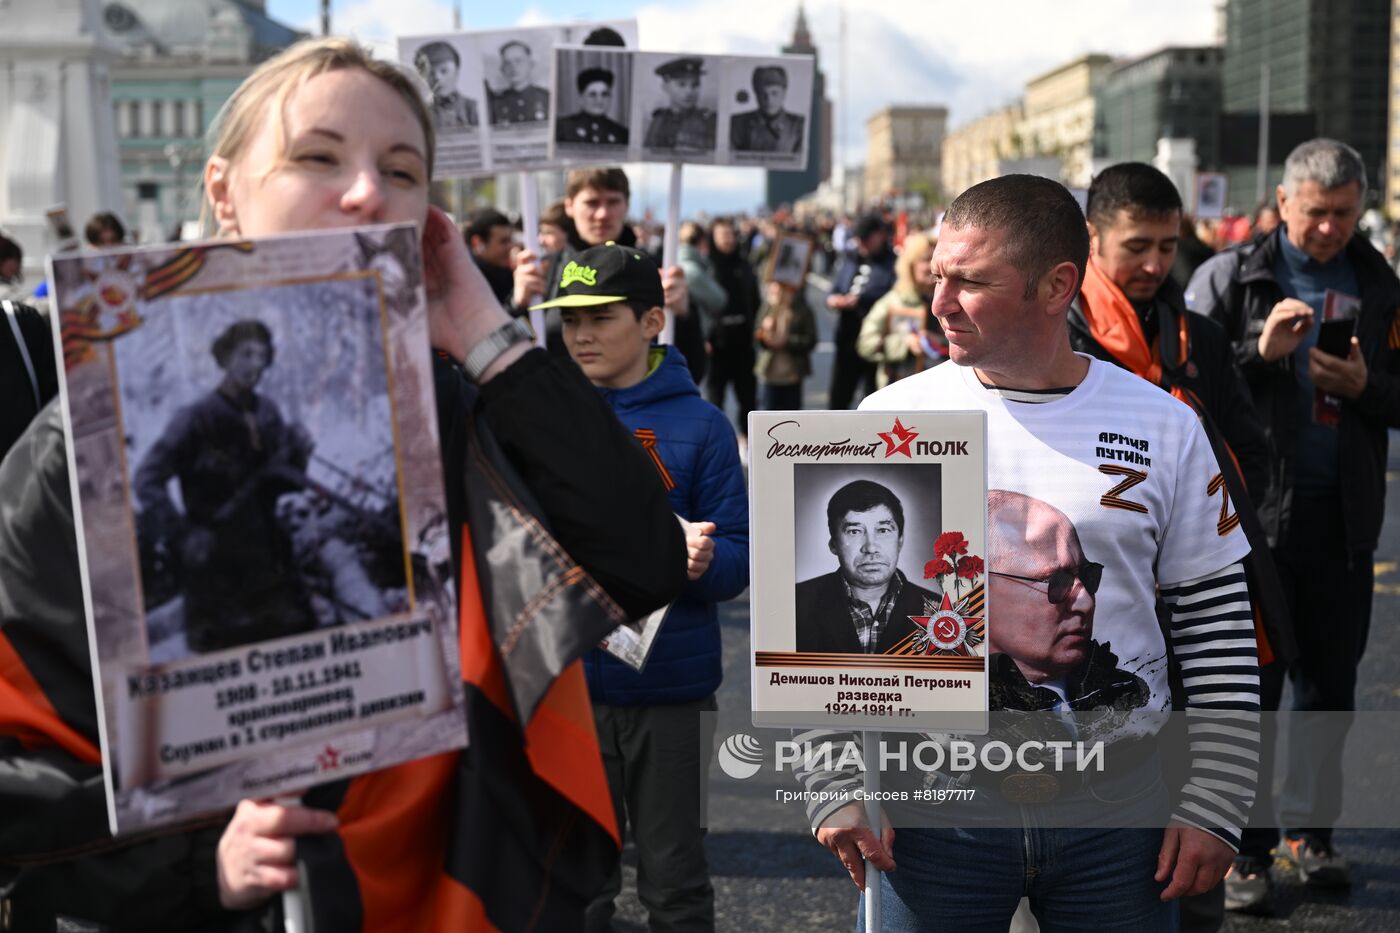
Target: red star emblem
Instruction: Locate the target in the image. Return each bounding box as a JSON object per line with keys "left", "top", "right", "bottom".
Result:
{"left": 317, "top": 744, "right": 341, "bottom": 770}
{"left": 878, "top": 417, "right": 919, "bottom": 458}
{"left": 909, "top": 592, "right": 984, "bottom": 656}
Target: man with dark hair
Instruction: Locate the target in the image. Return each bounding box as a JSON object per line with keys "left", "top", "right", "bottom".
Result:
{"left": 1072, "top": 162, "right": 1284, "bottom": 922}
{"left": 730, "top": 66, "right": 804, "bottom": 153}
{"left": 826, "top": 214, "right": 895, "bottom": 408}
{"left": 797, "top": 175, "right": 1260, "bottom": 928}
{"left": 83, "top": 212, "right": 126, "bottom": 247}
{"left": 487, "top": 40, "right": 548, "bottom": 125}
{"left": 511, "top": 167, "right": 709, "bottom": 382}
{"left": 134, "top": 319, "right": 316, "bottom": 653}
{"left": 1187, "top": 138, "right": 1400, "bottom": 906}
{"left": 794, "top": 479, "right": 939, "bottom": 653}
{"left": 464, "top": 208, "right": 515, "bottom": 306}
{"left": 413, "top": 41, "right": 478, "bottom": 130}
{"left": 556, "top": 66, "right": 629, "bottom": 146}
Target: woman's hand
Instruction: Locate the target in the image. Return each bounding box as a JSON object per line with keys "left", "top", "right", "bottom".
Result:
{"left": 216, "top": 799, "right": 338, "bottom": 910}
{"left": 421, "top": 206, "right": 513, "bottom": 364}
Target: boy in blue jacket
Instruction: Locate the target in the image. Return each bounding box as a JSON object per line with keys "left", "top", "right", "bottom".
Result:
{"left": 532, "top": 243, "right": 749, "bottom": 932}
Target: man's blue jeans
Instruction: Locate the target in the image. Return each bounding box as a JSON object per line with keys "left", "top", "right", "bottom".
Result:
{"left": 856, "top": 759, "right": 1179, "bottom": 933}
{"left": 857, "top": 825, "right": 1177, "bottom": 932}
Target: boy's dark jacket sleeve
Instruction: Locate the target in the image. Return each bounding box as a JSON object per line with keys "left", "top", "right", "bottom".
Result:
{"left": 0, "top": 402, "right": 247, "bottom": 932}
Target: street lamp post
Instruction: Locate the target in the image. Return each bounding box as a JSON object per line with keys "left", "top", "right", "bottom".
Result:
{"left": 163, "top": 141, "right": 203, "bottom": 241}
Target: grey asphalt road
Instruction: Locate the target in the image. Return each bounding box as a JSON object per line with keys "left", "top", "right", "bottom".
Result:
{"left": 607, "top": 276, "right": 1400, "bottom": 932}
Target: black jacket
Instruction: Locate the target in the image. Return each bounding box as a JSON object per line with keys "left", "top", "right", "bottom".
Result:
{"left": 1067, "top": 276, "right": 1271, "bottom": 500}
{"left": 1186, "top": 229, "right": 1400, "bottom": 551}
{"left": 0, "top": 350, "right": 686, "bottom": 931}
{"left": 989, "top": 642, "right": 1150, "bottom": 713}
{"left": 705, "top": 243, "right": 761, "bottom": 353}
{"left": 794, "top": 570, "right": 939, "bottom": 654}
{"left": 0, "top": 300, "right": 58, "bottom": 460}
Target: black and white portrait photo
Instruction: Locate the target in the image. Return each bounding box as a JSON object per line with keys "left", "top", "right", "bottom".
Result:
{"left": 118, "top": 279, "right": 410, "bottom": 662}
{"left": 411, "top": 38, "right": 480, "bottom": 132}
{"left": 792, "top": 463, "right": 943, "bottom": 654}
{"left": 485, "top": 35, "right": 551, "bottom": 126}
{"left": 638, "top": 53, "right": 719, "bottom": 157}
{"left": 722, "top": 56, "right": 814, "bottom": 169}
{"left": 553, "top": 47, "right": 631, "bottom": 152}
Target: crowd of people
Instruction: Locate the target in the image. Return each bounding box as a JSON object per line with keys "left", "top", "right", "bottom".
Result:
{"left": 2, "top": 32, "right": 1398, "bottom": 933}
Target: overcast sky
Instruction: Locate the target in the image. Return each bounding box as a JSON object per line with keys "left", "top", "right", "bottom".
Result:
{"left": 268, "top": 0, "right": 1221, "bottom": 214}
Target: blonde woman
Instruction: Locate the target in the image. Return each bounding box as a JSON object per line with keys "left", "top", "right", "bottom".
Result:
{"left": 0, "top": 38, "right": 685, "bottom": 931}
{"left": 856, "top": 232, "right": 945, "bottom": 389}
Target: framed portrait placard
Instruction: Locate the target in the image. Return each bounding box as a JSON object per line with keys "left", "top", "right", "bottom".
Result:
{"left": 748, "top": 410, "right": 988, "bottom": 733}
{"left": 400, "top": 19, "right": 639, "bottom": 178}
{"left": 547, "top": 48, "right": 815, "bottom": 172}
{"left": 1194, "top": 172, "right": 1228, "bottom": 220}
{"left": 50, "top": 223, "right": 465, "bottom": 833}
{"left": 765, "top": 232, "right": 814, "bottom": 288}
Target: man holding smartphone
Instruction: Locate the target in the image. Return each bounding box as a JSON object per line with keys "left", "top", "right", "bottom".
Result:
{"left": 1187, "top": 138, "right": 1400, "bottom": 911}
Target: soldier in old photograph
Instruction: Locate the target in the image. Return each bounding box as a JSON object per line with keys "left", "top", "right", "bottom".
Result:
{"left": 556, "top": 66, "right": 629, "bottom": 146}
{"left": 487, "top": 39, "right": 549, "bottom": 126}
{"left": 729, "top": 65, "right": 804, "bottom": 153}
{"left": 413, "top": 41, "right": 478, "bottom": 131}
{"left": 644, "top": 57, "right": 716, "bottom": 152}
{"left": 134, "top": 320, "right": 317, "bottom": 653}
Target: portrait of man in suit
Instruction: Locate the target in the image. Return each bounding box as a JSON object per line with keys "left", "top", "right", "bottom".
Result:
{"left": 795, "top": 479, "right": 939, "bottom": 653}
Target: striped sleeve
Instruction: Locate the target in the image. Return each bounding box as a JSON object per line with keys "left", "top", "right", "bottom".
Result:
{"left": 1160, "top": 561, "right": 1261, "bottom": 851}
{"left": 789, "top": 729, "right": 864, "bottom": 832}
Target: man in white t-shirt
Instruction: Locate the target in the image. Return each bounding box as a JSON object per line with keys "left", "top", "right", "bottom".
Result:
{"left": 803, "top": 175, "right": 1260, "bottom": 929}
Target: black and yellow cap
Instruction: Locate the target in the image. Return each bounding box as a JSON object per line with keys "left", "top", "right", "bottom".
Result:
{"left": 529, "top": 242, "right": 664, "bottom": 311}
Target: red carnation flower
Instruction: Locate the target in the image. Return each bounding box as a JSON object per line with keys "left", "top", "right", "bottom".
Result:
{"left": 933, "top": 531, "right": 969, "bottom": 560}
{"left": 955, "top": 555, "right": 984, "bottom": 579}
{"left": 923, "top": 558, "right": 954, "bottom": 580}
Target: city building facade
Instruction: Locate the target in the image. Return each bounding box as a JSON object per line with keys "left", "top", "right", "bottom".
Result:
{"left": 1021, "top": 54, "right": 1114, "bottom": 188}
{"left": 862, "top": 105, "right": 947, "bottom": 207}
{"left": 1222, "top": 0, "right": 1389, "bottom": 209}
{"left": 941, "top": 103, "right": 1025, "bottom": 199}
{"left": 101, "top": 0, "right": 305, "bottom": 240}
{"left": 1095, "top": 46, "right": 1223, "bottom": 171}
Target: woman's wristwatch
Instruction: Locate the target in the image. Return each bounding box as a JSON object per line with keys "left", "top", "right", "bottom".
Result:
{"left": 462, "top": 317, "right": 534, "bottom": 382}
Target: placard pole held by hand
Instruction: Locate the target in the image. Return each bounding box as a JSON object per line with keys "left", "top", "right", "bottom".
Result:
{"left": 659, "top": 162, "right": 683, "bottom": 345}
{"left": 863, "top": 729, "right": 881, "bottom": 932}
{"left": 519, "top": 171, "right": 546, "bottom": 348}
{"left": 277, "top": 795, "right": 308, "bottom": 933}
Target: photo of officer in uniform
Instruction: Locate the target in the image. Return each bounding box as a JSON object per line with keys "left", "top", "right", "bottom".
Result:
{"left": 487, "top": 39, "right": 549, "bottom": 126}
{"left": 644, "top": 57, "right": 716, "bottom": 153}
{"left": 730, "top": 65, "right": 804, "bottom": 153}
{"left": 555, "top": 66, "right": 629, "bottom": 146}
{"left": 795, "top": 479, "right": 940, "bottom": 654}
{"left": 412, "top": 41, "right": 478, "bottom": 131}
